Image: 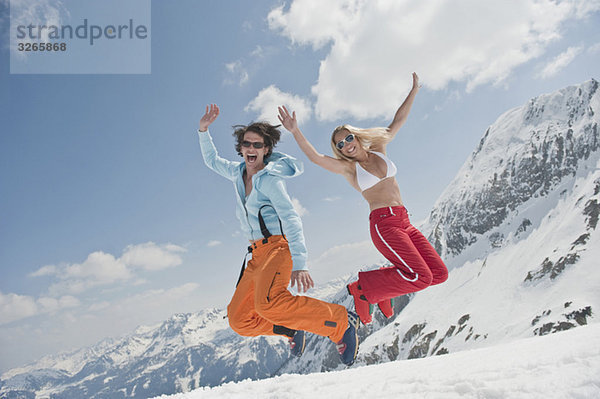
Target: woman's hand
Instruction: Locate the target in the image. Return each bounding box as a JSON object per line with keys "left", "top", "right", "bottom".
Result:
{"left": 199, "top": 104, "right": 220, "bottom": 132}
{"left": 412, "top": 72, "right": 421, "bottom": 91}
{"left": 277, "top": 104, "right": 350, "bottom": 175}
{"left": 277, "top": 105, "right": 298, "bottom": 133}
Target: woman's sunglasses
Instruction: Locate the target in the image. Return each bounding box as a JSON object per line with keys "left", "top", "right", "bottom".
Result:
{"left": 242, "top": 140, "right": 265, "bottom": 149}
{"left": 336, "top": 133, "right": 355, "bottom": 150}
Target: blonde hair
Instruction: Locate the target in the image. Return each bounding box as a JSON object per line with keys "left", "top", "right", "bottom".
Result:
{"left": 330, "top": 125, "right": 391, "bottom": 161}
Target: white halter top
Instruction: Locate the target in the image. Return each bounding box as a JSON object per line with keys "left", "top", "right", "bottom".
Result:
{"left": 356, "top": 151, "right": 397, "bottom": 192}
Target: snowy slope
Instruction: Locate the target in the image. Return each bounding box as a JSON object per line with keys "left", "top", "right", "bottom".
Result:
{"left": 153, "top": 323, "right": 600, "bottom": 399}
{"left": 353, "top": 155, "right": 600, "bottom": 366}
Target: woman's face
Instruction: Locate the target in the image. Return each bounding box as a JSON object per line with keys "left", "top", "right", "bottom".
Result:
{"left": 241, "top": 131, "right": 270, "bottom": 168}
{"left": 334, "top": 130, "right": 361, "bottom": 158}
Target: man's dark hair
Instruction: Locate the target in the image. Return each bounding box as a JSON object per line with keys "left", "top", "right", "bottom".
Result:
{"left": 233, "top": 122, "right": 282, "bottom": 158}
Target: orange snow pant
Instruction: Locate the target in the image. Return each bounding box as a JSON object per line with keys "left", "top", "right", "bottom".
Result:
{"left": 227, "top": 235, "right": 348, "bottom": 343}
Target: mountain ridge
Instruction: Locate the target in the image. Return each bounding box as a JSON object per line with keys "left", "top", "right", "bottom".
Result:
{"left": 424, "top": 78, "right": 599, "bottom": 261}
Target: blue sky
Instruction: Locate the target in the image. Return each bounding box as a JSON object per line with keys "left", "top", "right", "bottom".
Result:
{"left": 1, "top": 0, "right": 599, "bottom": 372}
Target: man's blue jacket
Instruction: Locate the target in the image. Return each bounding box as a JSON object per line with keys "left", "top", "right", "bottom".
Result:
{"left": 198, "top": 129, "right": 308, "bottom": 271}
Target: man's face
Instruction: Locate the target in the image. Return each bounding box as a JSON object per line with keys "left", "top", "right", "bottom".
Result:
{"left": 241, "top": 131, "right": 269, "bottom": 168}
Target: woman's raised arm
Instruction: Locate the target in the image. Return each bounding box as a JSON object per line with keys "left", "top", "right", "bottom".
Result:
{"left": 278, "top": 106, "right": 350, "bottom": 175}
{"left": 387, "top": 72, "right": 420, "bottom": 137}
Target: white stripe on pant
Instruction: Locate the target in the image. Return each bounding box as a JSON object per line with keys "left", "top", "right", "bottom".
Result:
{"left": 374, "top": 222, "right": 419, "bottom": 282}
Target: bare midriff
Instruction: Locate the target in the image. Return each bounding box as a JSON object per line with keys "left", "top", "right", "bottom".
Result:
{"left": 360, "top": 177, "right": 404, "bottom": 212}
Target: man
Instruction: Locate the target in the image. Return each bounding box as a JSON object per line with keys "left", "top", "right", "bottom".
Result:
{"left": 197, "top": 104, "right": 359, "bottom": 365}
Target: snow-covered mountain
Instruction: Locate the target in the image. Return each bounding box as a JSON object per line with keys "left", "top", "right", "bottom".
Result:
{"left": 0, "top": 309, "right": 289, "bottom": 398}
{"left": 1, "top": 79, "right": 599, "bottom": 398}
{"left": 424, "top": 79, "right": 599, "bottom": 262}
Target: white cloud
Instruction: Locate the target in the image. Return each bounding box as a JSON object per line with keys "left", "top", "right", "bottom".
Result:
{"left": 64, "top": 251, "right": 131, "bottom": 282}
{"left": 0, "top": 291, "right": 79, "bottom": 325}
{"left": 245, "top": 85, "right": 312, "bottom": 125}
{"left": 537, "top": 46, "right": 583, "bottom": 78}
{"left": 268, "top": 0, "right": 364, "bottom": 50}
{"left": 121, "top": 242, "right": 185, "bottom": 271}
{"left": 0, "top": 292, "right": 37, "bottom": 325}
{"left": 47, "top": 280, "right": 88, "bottom": 296}
{"left": 323, "top": 196, "right": 341, "bottom": 202}
{"left": 587, "top": 42, "right": 600, "bottom": 54}
{"left": 223, "top": 46, "right": 269, "bottom": 87}
{"left": 207, "top": 240, "right": 222, "bottom": 247}
{"left": 32, "top": 242, "right": 187, "bottom": 296}
{"left": 268, "top": 0, "right": 600, "bottom": 121}
{"left": 291, "top": 197, "right": 308, "bottom": 217}
{"left": 250, "top": 45, "right": 264, "bottom": 57}
{"left": 28, "top": 264, "right": 57, "bottom": 277}
{"left": 37, "top": 295, "right": 79, "bottom": 313}
{"left": 224, "top": 60, "right": 249, "bottom": 86}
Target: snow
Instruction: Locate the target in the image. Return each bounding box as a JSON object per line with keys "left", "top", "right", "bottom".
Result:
{"left": 153, "top": 323, "right": 600, "bottom": 399}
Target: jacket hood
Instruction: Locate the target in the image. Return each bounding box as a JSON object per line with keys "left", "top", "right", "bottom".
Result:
{"left": 263, "top": 152, "right": 303, "bottom": 178}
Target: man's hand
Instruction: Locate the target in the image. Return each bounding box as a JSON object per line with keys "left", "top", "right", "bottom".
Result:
{"left": 290, "top": 270, "right": 314, "bottom": 293}
{"left": 199, "top": 104, "right": 220, "bottom": 132}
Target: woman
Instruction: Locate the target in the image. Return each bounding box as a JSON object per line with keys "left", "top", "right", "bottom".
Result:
{"left": 277, "top": 73, "right": 448, "bottom": 325}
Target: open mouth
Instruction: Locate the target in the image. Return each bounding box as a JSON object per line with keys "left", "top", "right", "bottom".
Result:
{"left": 247, "top": 154, "right": 258, "bottom": 163}
{"left": 347, "top": 146, "right": 356, "bottom": 155}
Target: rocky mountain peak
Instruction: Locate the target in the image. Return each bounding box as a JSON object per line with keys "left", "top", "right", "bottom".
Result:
{"left": 424, "top": 79, "right": 599, "bottom": 260}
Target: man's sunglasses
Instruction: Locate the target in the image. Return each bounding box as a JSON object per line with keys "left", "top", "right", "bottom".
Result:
{"left": 336, "top": 133, "right": 355, "bottom": 150}
{"left": 242, "top": 140, "right": 266, "bottom": 149}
